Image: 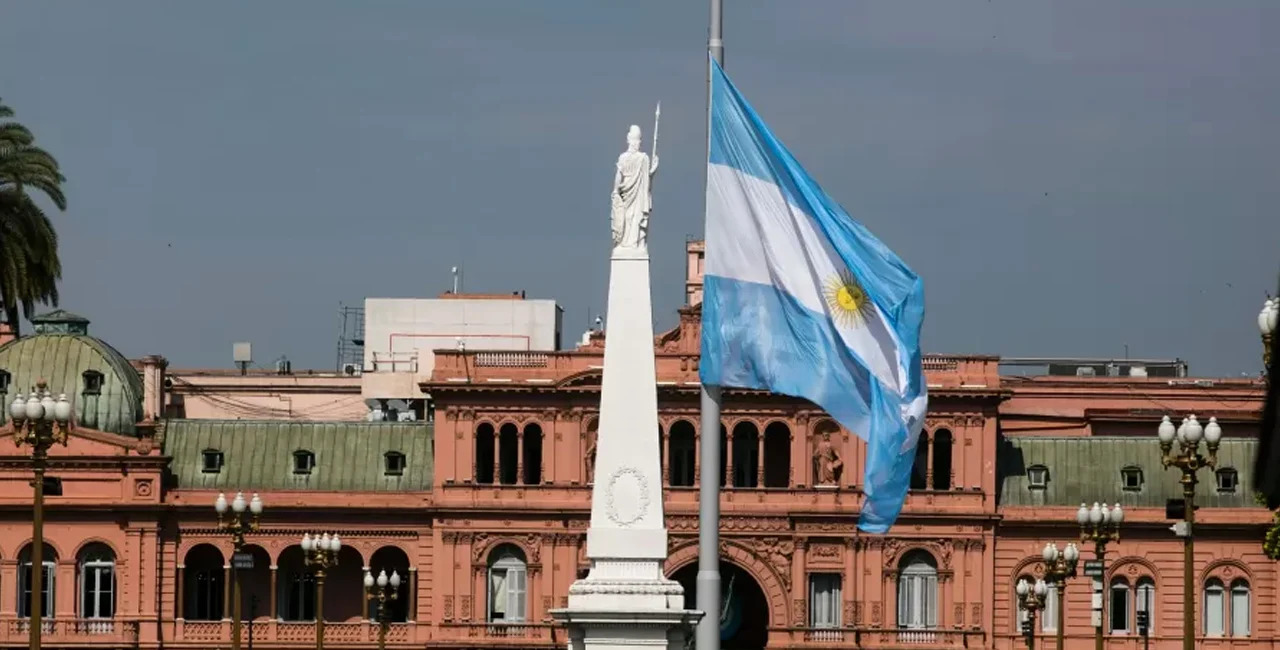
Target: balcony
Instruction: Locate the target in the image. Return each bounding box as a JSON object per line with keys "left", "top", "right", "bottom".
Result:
{"left": 790, "top": 628, "right": 983, "bottom": 648}
{"left": 0, "top": 618, "right": 139, "bottom": 646}
{"left": 173, "top": 619, "right": 421, "bottom": 646}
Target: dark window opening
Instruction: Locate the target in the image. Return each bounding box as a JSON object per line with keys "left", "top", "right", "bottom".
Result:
{"left": 668, "top": 421, "right": 696, "bottom": 487}
{"left": 1027, "top": 465, "right": 1049, "bottom": 489}
{"left": 82, "top": 370, "right": 104, "bottom": 395}
{"left": 1215, "top": 468, "right": 1238, "bottom": 493}
{"left": 384, "top": 451, "right": 406, "bottom": 476}
{"left": 476, "top": 423, "right": 495, "bottom": 484}
{"left": 1121, "top": 466, "right": 1144, "bottom": 492}
{"left": 0, "top": 369, "right": 10, "bottom": 392}
{"left": 498, "top": 424, "right": 519, "bottom": 485}
{"left": 763, "top": 422, "right": 791, "bottom": 488}
{"left": 522, "top": 424, "right": 543, "bottom": 484}
{"left": 931, "top": 429, "right": 953, "bottom": 490}
{"left": 201, "top": 449, "right": 224, "bottom": 473}
{"left": 910, "top": 436, "right": 930, "bottom": 490}
{"left": 731, "top": 422, "right": 759, "bottom": 488}
{"left": 293, "top": 450, "right": 315, "bottom": 475}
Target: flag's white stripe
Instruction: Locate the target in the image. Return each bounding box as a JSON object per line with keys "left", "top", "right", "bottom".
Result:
{"left": 706, "top": 162, "right": 901, "bottom": 393}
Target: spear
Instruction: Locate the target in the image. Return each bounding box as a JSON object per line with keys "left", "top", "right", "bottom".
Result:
{"left": 651, "top": 102, "right": 661, "bottom": 162}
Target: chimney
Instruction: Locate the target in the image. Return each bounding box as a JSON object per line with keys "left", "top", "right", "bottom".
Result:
{"left": 141, "top": 355, "right": 169, "bottom": 421}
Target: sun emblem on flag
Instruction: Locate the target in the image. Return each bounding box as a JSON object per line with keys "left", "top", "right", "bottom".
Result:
{"left": 823, "top": 270, "right": 873, "bottom": 327}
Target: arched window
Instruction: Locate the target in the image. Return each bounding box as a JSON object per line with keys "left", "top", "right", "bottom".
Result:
{"left": 910, "top": 435, "right": 929, "bottom": 490}
{"left": 487, "top": 545, "right": 527, "bottom": 623}
{"left": 931, "top": 429, "right": 953, "bottom": 490}
{"left": 1136, "top": 578, "right": 1155, "bottom": 634}
{"left": 1109, "top": 578, "right": 1130, "bottom": 633}
{"left": 1229, "top": 579, "right": 1250, "bottom": 637}
{"left": 897, "top": 551, "right": 938, "bottom": 630}
{"left": 731, "top": 421, "right": 759, "bottom": 488}
{"left": 763, "top": 422, "right": 791, "bottom": 488}
{"left": 182, "top": 545, "right": 225, "bottom": 620}
{"left": 498, "top": 423, "right": 519, "bottom": 485}
{"left": 522, "top": 423, "right": 542, "bottom": 485}
{"left": 475, "top": 423, "right": 495, "bottom": 484}
{"left": 18, "top": 544, "right": 56, "bottom": 619}
{"left": 668, "top": 420, "right": 696, "bottom": 487}
{"left": 78, "top": 543, "right": 116, "bottom": 619}
{"left": 1203, "top": 579, "right": 1225, "bottom": 636}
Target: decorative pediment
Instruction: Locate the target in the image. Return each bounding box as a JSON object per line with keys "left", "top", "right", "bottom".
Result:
{"left": 655, "top": 305, "right": 702, "bottom": 354}
{"left": 556, "top": 368, "right": 603, "bottom": 389}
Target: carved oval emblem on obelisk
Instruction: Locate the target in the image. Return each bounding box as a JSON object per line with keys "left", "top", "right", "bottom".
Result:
{"left": 605, "top": 466, "right": 650, "bottom": 527}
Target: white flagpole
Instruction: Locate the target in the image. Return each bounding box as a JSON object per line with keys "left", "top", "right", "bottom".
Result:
{"left": 696, "top": 2, "right": 724, "bottom": 650}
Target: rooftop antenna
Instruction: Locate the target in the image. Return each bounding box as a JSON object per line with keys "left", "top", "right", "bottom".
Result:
{"left": 233, "top": 342, "right": 253, "bottom": 376}
{"left": 451, "top": 265, "right": 463, "bottom": 294}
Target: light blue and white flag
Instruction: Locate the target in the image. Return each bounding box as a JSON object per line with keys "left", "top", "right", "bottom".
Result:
{"left": 699, "top": 58, "right": 927, "bottom": 534}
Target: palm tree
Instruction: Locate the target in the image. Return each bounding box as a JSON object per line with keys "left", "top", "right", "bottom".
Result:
{"left": 0, "top": 99, "right": 67, "bottom": 335}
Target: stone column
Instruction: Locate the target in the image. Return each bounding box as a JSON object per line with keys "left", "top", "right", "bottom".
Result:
{"left": 516, "top": 430, "right": 525, "bottom": 484}
{"left": 407, "top": 567, "right": 418, "bottom": 622}
{"left": 756, "top": 431, "right": 765, "bottom": 487}
{"left": 269, "top": 565, "right": 278, "bottom": 620}
{"left": 176, "top": 564, "right": 185, "bottom": 619}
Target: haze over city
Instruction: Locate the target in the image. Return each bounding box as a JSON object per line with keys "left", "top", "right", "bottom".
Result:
{"left": 2, "top": 1, "right": 1276, "bottom": 374}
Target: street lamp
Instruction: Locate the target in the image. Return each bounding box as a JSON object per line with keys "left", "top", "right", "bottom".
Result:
{"left": 1041, "top": 542, "right": 1079, "bottom": 650}
{"left": 1015, "top": 577, "right": 1048, "bottom": 650}
{"left": 1261, "top": 297, "right": 1277, "bottom": 375}
{"left": 1077, "top": 501, "right": 1122, "bottom": 650}
{"left": 364, "top": 568, "right": 402, "bottom": 650}
{"left": 1158, "top": 414, "right": 1220, "bottom": 650}
{"left": 215, "top": 491, "right": 263, "bottom": 650}
{"left": 9, "top": 382, "right": 73, "bottom": 650}
{"left": 302, "top": 532, "right": 341, "bottom": 650}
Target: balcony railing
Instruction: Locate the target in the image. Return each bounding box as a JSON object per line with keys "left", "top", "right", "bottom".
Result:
{"left": 793, "top": 627, "right": 982, "bottom": 648}
{"left": 1, "top": 618, "right": 139, "bottom": 644}
{"left": 174, "top": 619, "right": 418, "bottom": 645}
{"left": 439, "top": 621, "right": 560, "bottom": 643}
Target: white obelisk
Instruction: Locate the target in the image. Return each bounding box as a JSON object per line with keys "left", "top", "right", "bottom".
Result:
{"left": 552, "top": 119, "right": 702, "bottom": 650}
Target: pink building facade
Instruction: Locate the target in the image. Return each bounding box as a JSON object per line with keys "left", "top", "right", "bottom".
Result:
{"left": 0, "top": 254, "right": 1276, "bottom": 649}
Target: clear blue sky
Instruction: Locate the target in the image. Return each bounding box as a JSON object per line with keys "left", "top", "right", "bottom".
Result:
{"left": 2, "top": 1, "right": 1277, "bottom": 375}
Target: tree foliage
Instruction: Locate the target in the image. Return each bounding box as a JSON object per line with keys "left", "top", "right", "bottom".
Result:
{"left": 0, "top": 98, "right": 66, "bottom": 334}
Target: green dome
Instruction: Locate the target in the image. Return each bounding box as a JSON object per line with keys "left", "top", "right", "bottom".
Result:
{"left": 0, "top": 311, "right": 143, "bottom": 435}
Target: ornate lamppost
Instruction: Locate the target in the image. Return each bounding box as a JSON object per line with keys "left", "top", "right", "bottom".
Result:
{"left": 1260, "top": 297, "right": 1277, "bottom": 375}
{"left": 1157, "top": 414, "right": 1220, "bottom": 650}
{"left": 1077, "top": 501, "right": 1122, "bottom": 650}
{"left": 1041, "top": 541, "right": 1079, "bottom": 650}
{"left": 1015, "top": 577, "right": 1048, "bottom": 650}
{"left": 302, "top": 532, "right": 341, "bottom": 650}
{"left": 9, "top": 383, "right": 73, "bottom": 650}
{"left": 364, "top": 568, "right": 402, "bottom": 650}
{"left": 215, "top": 491, "right": 263, "bottom": 650}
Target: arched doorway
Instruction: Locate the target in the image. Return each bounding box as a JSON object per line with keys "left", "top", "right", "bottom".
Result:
{"left": 670, "top": 562, "right": 768, "bottom": 650}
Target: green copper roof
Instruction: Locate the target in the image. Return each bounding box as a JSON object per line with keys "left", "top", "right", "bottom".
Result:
{"left": 998, "top": 436, "right": 1261, "bottom": 509}
{"left": 0, "top": 326, "right": 144, "bottom": 435}
{"left": 162, "top": 419, "right": 433, "bottom": 492}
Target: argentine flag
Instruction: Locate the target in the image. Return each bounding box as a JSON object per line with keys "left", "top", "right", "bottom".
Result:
{"left": 699, "top": 58, "right": 928, "bottom": 534}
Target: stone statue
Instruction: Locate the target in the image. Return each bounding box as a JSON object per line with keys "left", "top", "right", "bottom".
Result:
{"left": 812, "top": 431, "right": 843, "bottom": 486}
{"left": 610, "top": 117, "right": 659, "bottom": 251}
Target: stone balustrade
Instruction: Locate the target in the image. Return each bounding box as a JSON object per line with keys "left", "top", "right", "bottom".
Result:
{"left": 0, "top": 618, "right": 139, "bottom": 645}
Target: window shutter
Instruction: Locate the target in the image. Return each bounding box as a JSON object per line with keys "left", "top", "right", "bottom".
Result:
{"left": 1204, "top": 585, "right": 1224, "bottom": 636}
{"left": 925, "top": 575, "right": 938, "bottom": 628}
{"left": 1230, "top": 585, "right": 1250, "bottom": 637}
{"left": 508, "top": 568, "right": 527, "bottom": 622}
